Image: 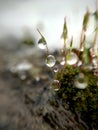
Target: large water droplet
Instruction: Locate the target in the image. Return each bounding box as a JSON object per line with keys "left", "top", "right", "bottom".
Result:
{"left": 38, "top": 38, "right": 46, "bottom": 49}
{"left": 60, "top": 57, "right": 66, "bottom": 66}
{"left": 45, "top": 55, "right": 56, "bottom": 67}
{"left": 74, "top": 73, "right": 87, "bottom": 89}
{"left": 66, "top": 52, "right": 78, "bottom": 65}
{"left": 52, "top": 80, "right": 60, "bottom": 91}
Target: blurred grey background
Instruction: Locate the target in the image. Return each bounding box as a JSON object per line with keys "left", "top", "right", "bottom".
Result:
{"left": 0, "top": 0, "right": 96, "bottom": 49}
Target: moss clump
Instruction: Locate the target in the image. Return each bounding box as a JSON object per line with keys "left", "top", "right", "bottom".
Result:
{"left": 37, "top": 7, "right": 98, "bottom": 129}
{"left": 55, "top": 65, "right": 98, "bottom": 129}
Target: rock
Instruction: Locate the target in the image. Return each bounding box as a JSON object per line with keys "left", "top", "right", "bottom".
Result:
{"left": 0, "top": 43, "right": 90, "bottom": 130}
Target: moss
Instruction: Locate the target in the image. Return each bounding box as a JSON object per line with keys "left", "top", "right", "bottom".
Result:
{"left": 37, "top": 8, "right": 98, "bottom": 129}
{"left": 55, "top": 65, "right": 98, "bottom": 128}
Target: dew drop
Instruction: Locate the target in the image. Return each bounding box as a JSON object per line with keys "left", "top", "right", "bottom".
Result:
{"left": 45, "top": 55, "right": 56, "bottom": 67}
{"left": 74, "top": 73, "right": 87, "bottom": 89}
{"left": 66, "top": 52, "right": 78, "bottom": 65}
{"left": 38, "top": 38, "right": 46, "bottom": 49}
{"left": 52, "top": 80, "right": 60, "bottom": 91}
{"left": 53, "top": 66, "right": 59, "bottom": 73}
{"left": 60, "top": 57, "right": 66, "bottom": 66}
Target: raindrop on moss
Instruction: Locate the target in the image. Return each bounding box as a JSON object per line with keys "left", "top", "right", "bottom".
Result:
{"left": 66, "top": 52, "right": 78, "bottom": 65}
{"left": 38, "top": 38, "right": 46, "bottom": 49}
{"left": 45, "top": 55, "right": 56, "bottom": 67}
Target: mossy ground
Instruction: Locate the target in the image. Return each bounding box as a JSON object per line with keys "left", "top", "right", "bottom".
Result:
{"left": 55, "top": 65, "right": 98, "bottom": 129}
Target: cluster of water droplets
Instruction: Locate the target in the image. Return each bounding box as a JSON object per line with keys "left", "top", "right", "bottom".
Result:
{"left": 37, "top": 32, "right": 56, "bottom": 68}
{"left": 37, "top": 28, "right": 98, "bottom": 92}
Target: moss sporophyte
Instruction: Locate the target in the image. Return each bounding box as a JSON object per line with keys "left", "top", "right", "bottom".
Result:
{"left": 37, "top": 8, "right": 98, "bottom": 128}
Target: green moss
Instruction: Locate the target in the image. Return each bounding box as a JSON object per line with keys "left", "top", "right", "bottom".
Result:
{"left": 55, "top": 65, "right": 98, "bottom": 128}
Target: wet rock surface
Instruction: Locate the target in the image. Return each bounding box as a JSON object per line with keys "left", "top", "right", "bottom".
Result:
{"left": 0, "top": 43, "right": 89, "bottom": 130}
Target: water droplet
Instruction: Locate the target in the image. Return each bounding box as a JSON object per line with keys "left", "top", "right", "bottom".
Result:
{"left": 53, "top": 66, "right": 59, "bottom": 73}
{"left": 38, "top": 38, "right": 46, "bottom": 49}
{"left": 74, "top": 73, "right": 87, "bottom": 89}
{"left": 45, "top": 55, "right": 56, "bottom": 67}
{"left": 52, "top": 80, "right": 60, "bottom": 91}
{"left": 66, "top": 52, "right": 78, "bottom": 65}
{"left": 60, "top": 57, "right": 66, "bottom": 65}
